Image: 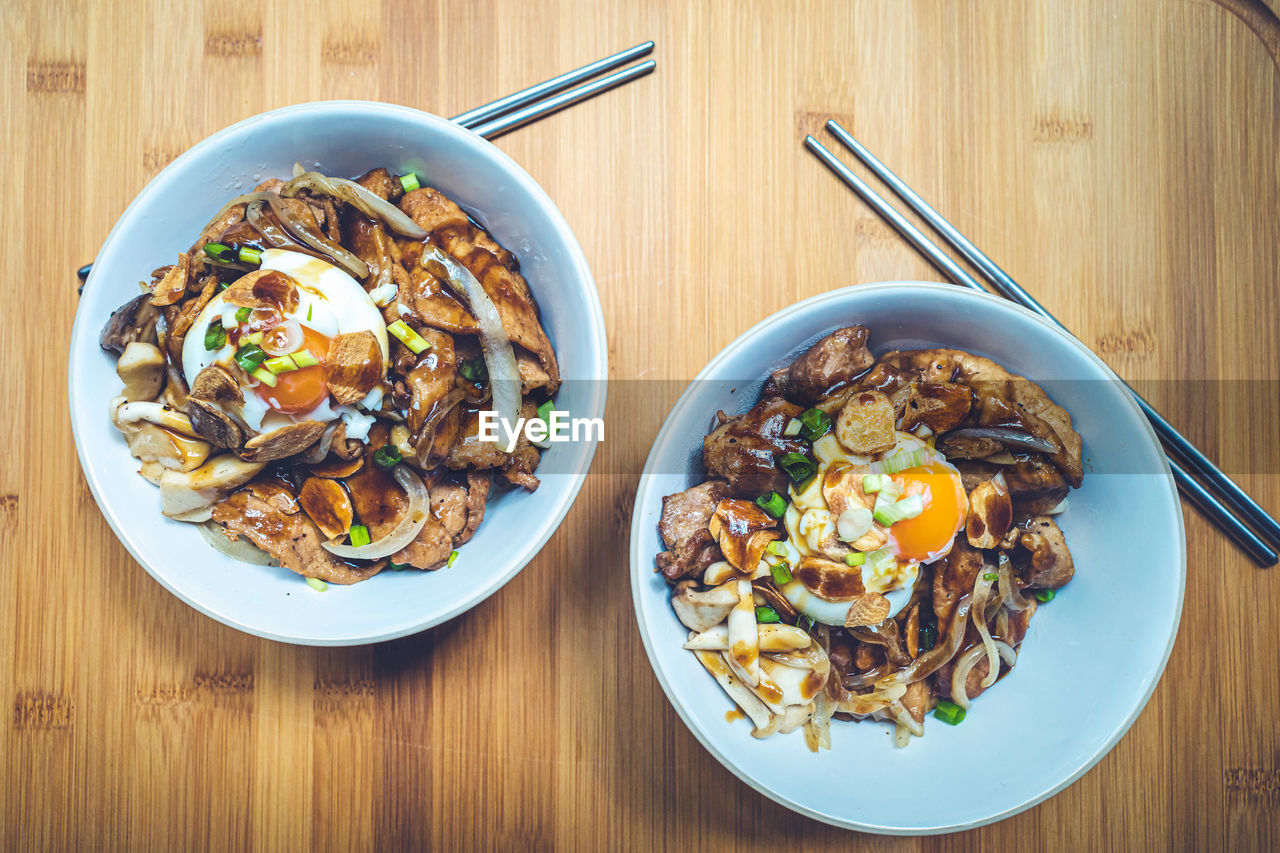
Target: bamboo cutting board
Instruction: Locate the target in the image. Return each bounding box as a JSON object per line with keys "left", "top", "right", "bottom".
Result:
{"left": 3, "top": 0, "right": 1279, "bottom": 849}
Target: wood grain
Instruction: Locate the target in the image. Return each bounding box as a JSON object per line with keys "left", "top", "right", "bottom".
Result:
{"left": 3, "top": 0, "right": 1279, "bottom": 848}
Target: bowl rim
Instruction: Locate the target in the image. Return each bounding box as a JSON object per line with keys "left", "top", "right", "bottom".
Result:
{"left": 68, "top": 100, "right": 607, "bottom": 645}
{"left": 628, "top": 281, "right": 1186, "bottom": 834}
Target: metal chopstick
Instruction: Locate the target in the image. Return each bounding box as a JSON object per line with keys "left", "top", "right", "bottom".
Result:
{"left": 451, "top": 41, "right": 654, "bottom": 129}
{"left": 824, "top": 119, "right": 1280, "bottom": 556}
{"left": 805, "top": 134, "right": 1279, "bottom": 567}
{"left": 76, "top": 43, "right": 658, "bottom": 282}
{"left": 468, "top": 60, "right": 655, "bottom": 139}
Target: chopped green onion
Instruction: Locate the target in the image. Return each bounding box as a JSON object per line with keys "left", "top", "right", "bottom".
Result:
{"left": 458, "top": 357, "right": 487, "bottom": 383}
{"left": 291, "top": 349, "right": 320, "bottom": 368}
{"left": 238, "top": 247, "right": 262, "bottom": 265}
{"left": 863, "top": 473, "right": 885, "bottom": 493}
{"left": 447, "top": 550, "right": 459, "bottom": 568}
{"left": 219, "top": 280, "right": 231, "bottom": 291}
{"left": 919, "top": 620, "right": 938, "bottom": 651}
{"left": 242, "top": 331, "right": 265, "bottom": 346}
{"left": 866, "top": 548, "right": 896, "bottom": 574}
{"left": 798, "top": 407, "right": 832, "bottom": 441}
{"left": 203, "top": 321, "right": 226, "bottom": 351}
{"left": 883, "top": 449, "right": 928, "bottom": 474}
{"left": 264, "top": 355, "right": 299, "bottom": 374}
{"left": 203, "top": 242, "right": 234, "bottom": 263}
{"left": 251, "top": 367, "right": 277, "bottom": 387}
{"left": 799, "top": 615, "right": 816, "bottom": 633}
{"left": 536, "top": 399, "right": 555, "bottom": 424}
{"left": 387, "top": 561, "right": 410, "bottom": 571}
{"left": 983, "top": 572, "right": 998, "bottom": 582}
{"left": 845, "top": 552, "right": 866, "bottom": 567}
{"left": 349, "top": 525, "right": 371, "bottom": 547}
{"left": 387, "top": 319, "right": 430, "bottom": 355}
{"left": 305, "top": 577, "right": 328, "bottom": 591}
{"left": 777, "top": 452, "right": 816, "bottom": 484}
{"left": 765, "top": 540, "right": 789, "bottom": 557}
{"left": 306, "top": 305, "right": 312, "bottom": 322}
{"left": 754, "top": 605, "right": 781, "bottom": 624}
{"left": 895, "top": 494, "right": 925, "bottom": 520}
{"left": 755, "top": 491, "right": 787, "bottom": 519}
{"left": 874, "top": 502, "right": 908, "bottom": 527}
{"left": 769, "top": 561, "right": 792, "bottom": 586}
{"left": 372, "top": 445, "right": 402, "bottom": 470}
{"left": 399, "top": 172, "right": 420, "bottom": 193}
{"left": 783, "top": 417, "right": 803, "bottom": 438}
{"left": 235, "top": 306, "right": 251, "bottom": 323}
{"left": 933, "top": 699, "right": 966, "bottom": 726}
{"left": 1035, "top": 588, "right": 1056, "bottom": 603}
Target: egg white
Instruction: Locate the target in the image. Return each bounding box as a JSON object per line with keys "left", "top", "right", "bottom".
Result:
{"left": 181, "top": 250, "right": 389, "bottom": 435}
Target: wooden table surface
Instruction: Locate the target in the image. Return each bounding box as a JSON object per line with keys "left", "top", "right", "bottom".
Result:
{"left": 5, "top": 0, "right": 1279, "bottom": 849}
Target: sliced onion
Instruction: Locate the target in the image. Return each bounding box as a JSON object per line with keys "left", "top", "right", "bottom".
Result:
{"left": 951, "top": 640, "right": 1017, "bottom": 709}
{"left": 265, "top": 193, "right": 368, "bottom": 279}
{"left": 874, "top": 593, "right": 972, "bottom": 689}
{"left": 888, "top": 698, "right": 924, "bottom": 738}
{"left": 421, "top": 244, "right": 520, "bottom": 436}
{"left": 195, "top": 191, "right": 276, "bottom": 241}
{"left": 971, "top": 570, "right": 1001, "bottom": 688}
{"left": 281, "top": 171, "right": 428, "bottom": 239}
{"left": 262, "top": 319, "right": 304, "bottom": 356}
{"left": 321, "top": 466, "right": 429, "bottom": 559}
{"left": 997, "top": 553, "right": 1035, "bottom": 611}
{"left": 198, "top": 521, "right": 276, "bottom": 566}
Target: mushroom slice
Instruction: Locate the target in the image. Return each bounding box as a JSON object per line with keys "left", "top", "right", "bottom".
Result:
{"left": 670, "top": 580, "right": 739, "bottom": 632}
{"left": 185, "top": 398, "right": 243, "bottom": 449}
{"left": 726, "top": 578, "right": 761, "bottom": 688}
{"left": 148, "top": 255, "right": 190, "bottom": 306}
{"left": 100, "top": 293, "right": 160, "bottom": 354}
{"left": 683, "top": 623, "right": 811, "bottom": 653}
{"left": 240, "top": 420, "right": 327, "bottom": 462}
{"left": 306, "top": 455, "right": 365, "bottom": 479}
{"left": 188, "top": 364, "right": 244, "bottom": 405}
{"left": 298, "top": 477, "right": 354, "bottom": 539}
{"left": 708, "top": 499, "right": 781, "bottom": 573}
{"left": 966, "top": 472, "right": 1013, "bottom": 548}
{"left": 792, "top": 555, "right": 867, "bottom": 601}
{"left": 835, "top": 390, "right": 896, "bottom": 454}
{"left": 116, "top": 342, "right": 166, "bottom": 402}
{"left": 844, "top": 593, "right": 891, "bottom": 628}
{"left": 159, "top": 455, "right": 266, "bottom": 521}
{"left": 691, "top": 647, "right": 774, "bottom": 731}
{"left": 220, "top": 268, "right": 301, "bottom": 314}
{"left": 324, "top": 330, "right": 384, "bottom": 405}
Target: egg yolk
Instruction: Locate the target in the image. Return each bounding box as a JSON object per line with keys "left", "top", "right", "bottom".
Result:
{"left": 888, "top": 463, "right": 968, "bottom": 562}
{"left": 254, "top": 325, "right": 331, "bottom": 415}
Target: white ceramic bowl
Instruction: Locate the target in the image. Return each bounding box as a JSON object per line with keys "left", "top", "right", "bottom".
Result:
{"left": 630, "top": 283, "right": 1184, "bottom": 834}
{"left": 69, "top": 101, "right": 606, "bottom": 645}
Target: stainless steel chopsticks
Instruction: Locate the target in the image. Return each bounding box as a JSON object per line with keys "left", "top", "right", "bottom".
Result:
{"left": 805, "top": 125, "right": 1280, "bottom": 567}
{"left": 451, "top": 41, "right": 654, "bottom": 130}
{"left": 77, "top": 42, "right": 657, "bottom": 283}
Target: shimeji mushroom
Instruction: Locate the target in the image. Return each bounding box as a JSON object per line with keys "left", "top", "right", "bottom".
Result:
{"left": 115, "top": 342, "right": 166, "bottom": 402}
{"left": 670, "top": 580, "right": 739, "bottom": 632}
{"left": 691, "top": 647, "right": 773, "bottom": 731}
{"left": 682, "top": 623, "right": 812, "bottom": 653}
{"left": 159, "top": 455, "right": 266, "bottom": 521}
{"left": 725, "top": 578, "right": 761, "bottom": 688}
{"left": 109, "top": 396, "right": 211, "bottom": 473}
